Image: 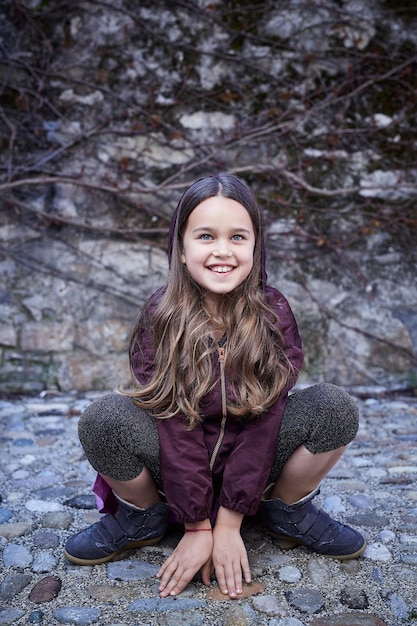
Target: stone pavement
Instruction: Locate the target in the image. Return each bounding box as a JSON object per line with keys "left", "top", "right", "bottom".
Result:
{"left": 1, "top": 389, "right": 417, "bottom": 626}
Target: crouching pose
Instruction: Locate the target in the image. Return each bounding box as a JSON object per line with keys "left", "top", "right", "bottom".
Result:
{"left": 64, "top": 174, "right": 365, "bottom": 599}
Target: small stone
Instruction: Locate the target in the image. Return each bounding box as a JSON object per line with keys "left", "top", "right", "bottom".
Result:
{"left": 372, "top": 566, "right": 383, "bottom": 582}
{"left": 340, "top": 586, "right": 369, "bottom": 609}
{"left": 0, "top": 573, "right": 32, "bottom": 601}
{"left": 0, "top": 508, "right": 13, "bottom": 523}
{"left": 32, "top": 551, "right": 57, "bottom": 573}
{"left": 388, "top": 592, "right": 409, "bottom": 619}
{"left": 346, "top": 514, "right": 389, "bottom": 528}
{"left": 107, "top": 560, "right": 159, "bottom": 581}
{"left": 347, "top": 495, "right": 375, "bottom": 509}
{"left": 33, "top": 530, "right": 60, "bottom": 548}
{"left": 363, "top": 542, "right": 392, "bottom": 562}
{"left": 207, "top": 581, "right": 265, "bottom": 601}
{"left": 0, "top": 608, "right": 25, "bottom": 624}
{"left": 285, "top": 588, "right": 325, "bottom": 614}
{"left": 28, "top": 610, "right": 44, "bottom": 623}
{"left": 278, "top": 565, "right": 302, "bottom": 583}
{"left": 52, "top": 607, "right": 101, "bottom": 624}
{"left": 401, "top": 553, "right": 417, "bottom": 564}
{"left": 87, "top": 585, "right": 138, "bottom": 602}
{"left": 64, "top": 495, "right": 97, "bottom": 509}
{"left": 2, "top": 543, "right": 33, "bottom": 568}
{"left": 38, "top": 486, "right": 75, "bottom": 499}
{"left": 0, "top": 521, "right": 33, "bottom": 538}
{"left": 268, "top": 617, "right": 304, "bottom": 626}
{"left": 41, "top": 511, "right": 73, "bottom": 529}
{"left": 29, "top": 576, "right": 62, "bottom": 603}
{"left": 252, "top": 594, "right": 286, "bottom": 616}
{"left": 322, "top": 495, "right": 345, "bottom": 513}
{"left": 127, "top": 597, "right": 205, "bottom": 612}
{"left": 307, "top": 558, "right": 331, "bottom": 584}
{"left": 311, "top": 612, "right": 387, "bottom": 625}
{"left": 13, "top": 437, "right": 34, "bottom": 446}
{"left": 223, "top": 603, "right": 257, "bottom": 626}
{"left": 158, "top": 609, "right": 204, "bottom": 626}
{"left": 340, "top": 559, "right": 361, "bottom": 575}
{"left": 26, "top": 499, "right": 64, "bottom": 513}
{"left": 379, "top": 530, "right": 395, "bottom": 543}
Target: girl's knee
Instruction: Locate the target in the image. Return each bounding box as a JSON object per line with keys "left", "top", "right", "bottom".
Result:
{"left": 78, "top": 393, "right": 144, "bottom": 448}
{"left": 318, "top": 383, "right": 359, "bottom": 424}
{"left": 290, "top": 383, "right": 359, "bottom": 453}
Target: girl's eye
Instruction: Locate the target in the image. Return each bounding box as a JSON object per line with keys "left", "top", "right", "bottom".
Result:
{"left": 231, "top": 234, "right": 244, "bottom": 241}
{"left": 199, "top": 233, "right": 213, "bottom": 240}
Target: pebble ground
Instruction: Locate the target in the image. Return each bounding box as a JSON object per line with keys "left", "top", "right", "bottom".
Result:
{"left": 1, "top": 388, "right": 417, "bottom": 626}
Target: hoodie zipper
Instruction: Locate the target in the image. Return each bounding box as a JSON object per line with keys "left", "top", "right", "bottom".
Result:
{"left": 209, "top": 345, "right": 227, "bottom": 471}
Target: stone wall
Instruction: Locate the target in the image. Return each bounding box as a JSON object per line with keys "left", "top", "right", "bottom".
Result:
{"left": 0, "top": 0, "right": 416, "bottom": 393}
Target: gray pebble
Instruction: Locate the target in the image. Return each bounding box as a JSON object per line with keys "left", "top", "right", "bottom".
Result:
{"left": 223, "top": 603, "right": 258, "bottom": 626}
{"left": 32, "top": 551, "right": 57, "bottom": 573}
{"left": 33, "top": 529, "right": 60, "bottom": 548}
{"left": 372, "top": 566, "right": 383, "bottom": 582}
{"left": 2, "top": 544, "right": 33, "bottom": 568}
{"left": 0, "top": 573, "right": 32, "bottom": 601}
{"left": 0, "top": 608, "right": 25, "bottom": 624}
{"left": 252, "top": 595, "right": 286, "bottom": 617}
{"left": 379, "top": 529, "right": 395, "bottom": 543}
{"left": 347, "top": 494, "right": 375, "bottom": 509}
{"left": 52, "top": 607, "right": 101, "bottom": 625}
{"left": 322, "top": 495, "right": 345, "bottom": 513}
{"left": 284, "top": 589, "right": 325, "bottom": 614}
{"left": 107, "top": 559, "right": 159, "bottom": 581}
{"left": 26, "top": 499, "right": 64, "bottom": 513}
{"left": 389, "top": 592, "right": 410, "bottom": 618}
{"left": 278, "top": 565, "right": 302, "bottom": 582}
{"left": 127, "top": 597, "right": 205, "bottom": 613}
{"left": 306, "top": 558, "right": 331, "bottom": 584}
{"left": 41, "top": 511, "right": 73, "bottom": 529}
{"left": 268, "top": 617, "right": 304, "bottom": 626}
{"left": 0, "top": 509, "right": 13, "bottom": 523}
{"left": 64, "top": 495, "right": 97, "bottom": 509}
{"left": 340, "top": 586, "right": 369, "bottom": 609}
{"left": 158, "top": 609, "right": 204, "bottom": 626}
{"left": 401, "top": 552, "right": 417, "bottom": 564}
{"left": 363, "top": 542, "right": 392, "bottom": 562}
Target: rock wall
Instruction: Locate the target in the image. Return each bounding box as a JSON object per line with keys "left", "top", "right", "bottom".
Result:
{"left": 0, "top": 0, "right": 416, "bottom": 393}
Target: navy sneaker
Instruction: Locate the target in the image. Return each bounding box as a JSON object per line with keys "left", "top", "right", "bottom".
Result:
{"left": 64, "top": 499, "right": 169, "bottom": 565}
{"left": 262, "top": 489, "right": 365, "bottom": 560}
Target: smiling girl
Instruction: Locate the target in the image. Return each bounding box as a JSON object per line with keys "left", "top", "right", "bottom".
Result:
{"left": 64, "top": 174, "right": 365, "bottom": 599}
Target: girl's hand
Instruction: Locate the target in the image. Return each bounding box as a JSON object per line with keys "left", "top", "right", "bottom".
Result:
{"left": 157, "top": 529, "right": 213, "bottom": 597}
{"left": 205, "top": 507, "right": 252, "bottom": 599}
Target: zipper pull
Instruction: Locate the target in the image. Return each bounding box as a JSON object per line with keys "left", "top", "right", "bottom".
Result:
{"left": 218, "top": 346, "right": 225, "bottom": 362}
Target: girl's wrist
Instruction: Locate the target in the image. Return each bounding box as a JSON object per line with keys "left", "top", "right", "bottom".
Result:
{"left": 184, "top": 519, "right": 212, "bottom": 532}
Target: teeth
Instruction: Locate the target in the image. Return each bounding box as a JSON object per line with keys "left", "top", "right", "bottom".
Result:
{"left": 211, "top": 265, "right": 233, "bottom": 273}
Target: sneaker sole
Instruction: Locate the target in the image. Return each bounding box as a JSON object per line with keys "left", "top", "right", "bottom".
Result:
{"left": 63, "top": 535, "right": 163, "bottom": 566}
{"left": 267, "top": 531, "right": 367, "bottom": 560}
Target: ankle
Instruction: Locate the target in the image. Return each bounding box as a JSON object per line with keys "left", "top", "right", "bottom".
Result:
{"left": 269, "top": 484, "right": 320, "bottom": 505}
{"left": 114, "top": 493, "right": 160, "bottom": 511}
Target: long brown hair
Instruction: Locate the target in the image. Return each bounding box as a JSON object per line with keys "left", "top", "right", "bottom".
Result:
{"left": 123, "top": 174, "right": 296, "bottom": 428}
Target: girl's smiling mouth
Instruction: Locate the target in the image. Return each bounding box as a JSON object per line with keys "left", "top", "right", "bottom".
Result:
{"left": 208, "top": 265, "right": 235, "bottom": 273}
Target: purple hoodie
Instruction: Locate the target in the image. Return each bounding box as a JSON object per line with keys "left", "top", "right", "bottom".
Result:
{"left": 93, "top": 193, "right": 303, "bottom": 521}
{"left": 130, "top": 198, "right": 303, "bottom": 524}
{"left": 131, "top": 287, "right": 303, "bottom": 524}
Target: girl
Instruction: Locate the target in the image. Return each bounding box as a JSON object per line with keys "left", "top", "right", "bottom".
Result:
{"left": 64, "top": 174, "right": 365, "bottom": 599}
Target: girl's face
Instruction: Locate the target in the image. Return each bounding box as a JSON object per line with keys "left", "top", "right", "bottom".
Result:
{"left": 181, "top": 195, "right": 256, "bottom": 312}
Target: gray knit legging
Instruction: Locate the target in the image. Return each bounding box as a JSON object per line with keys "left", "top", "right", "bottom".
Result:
{"left": 78, "top": 383, "right": 359, "bottom": 492}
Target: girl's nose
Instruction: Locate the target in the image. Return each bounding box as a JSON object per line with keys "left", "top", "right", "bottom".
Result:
{"left": 213, "top": 249, "right": 232, "bottom": 258}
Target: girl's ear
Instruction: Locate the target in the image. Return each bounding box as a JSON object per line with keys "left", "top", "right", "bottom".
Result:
{"left": 181, "top": 252, "right": 186, "bottom": 264}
